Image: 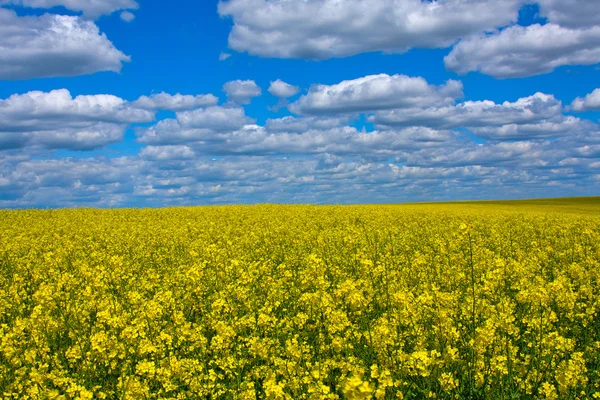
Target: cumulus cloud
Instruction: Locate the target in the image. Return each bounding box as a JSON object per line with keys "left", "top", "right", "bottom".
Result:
{"left": 0, "top": 9, "right": 130, "bottom": 80}
{"left": 219, "top": 52, "right": 232, "bottom": 61}
{"left": 470, "top": 117, "right": 596, "bottom": 140}
{"left": 137, "top": 106, "right": 255, "bottom": 145}
{"left": 132, "top": 92, "right": 218, "bottom": 111}
{"left": 571, "top": 88, "right": 600, "bottom": 112}
{"left": 537, "top": 0, "right": 600, "bottom": 28}
{"left": 136, "top": 119, "right": 202, "bottom": 146}
{"left": 223, "top": 80, "right": 262, "bottom": 104}
{"left": 28, "top": 123, "right": 126, "bottom": 150}
{"left": 268, "top": 79, "right": 300, "bottom": 110}
{"left": 177, "top": 106, "right": 254, "bottom": 130}
{"left": 217, "top": 0, "right": 523, "bottom": 59}
{"left": 445, "top": 24, "right": 600, "bottom": 78}
{"left": 403, "top": 141, "right": 544, "bottom": 168}
{"left": 136, "top": 119, "right": 191, "bottom": 146}
{"left": 120, "top": 11, "right": 135, "bottom": 22}
{"left": 141, "top": 124, "right": 458, "bottom": 157}
{"left": 0, "top": 89, "right": 153, "bottom": 150}
{"left": 371, "top": 93, "right": 563, "bottom": 130}
{"left": 0, "top": 89, "right": 153, "bottom": 130}
{"left": 268, "top": 80, "right": 300, "bottom": 99}
{"left": 0, "top": 156, "right": 140, "bottom": 207}
{"left": 0, "top": 132, "right": 30, "bottom": 150}
{"left": 290, "top": 74, "right": 463, "bottom": 115}
{"left": 247, "top": 126, "right": 457, "bottom": 157}
{"left": 266, "top": 116, "right": 350, "bottom": 133}
{"left": 1, "top": 0, "right": 139, "bottom": 18}
{"left": 139, "top": 145, "right": 196, "bottom": 161}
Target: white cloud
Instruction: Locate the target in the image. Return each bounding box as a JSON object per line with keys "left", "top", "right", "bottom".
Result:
{"left": 470, "top": 117, "right": 596, "bottom": 140}
{"left": 120, "top": 11, "right": 135, "bottom": 22}
{"left": 28, "top": 123, "right": 126, "bottom": 150}
{"left": 445, "top": 23, "right": 600, "bottom": 78}
{"left": 218, "top": 0, "right": 600, "bottom": 77}
{"left": 0, "top": 89, "right": 153, "bottom": 150}
{"left": 290, "top": 74, "right": 463, "bottom": 115}
{"left": 266, "top": 116, "right": 350, "bottom": 133}
{"left": 371, "top": 93, "right": 563, "bottom": 130}
{"left": 0, "top": 156, "right": 141, "bottom": 206}
{"left": 136, "top": 119, "right": 200, "bottom": 146}
{"left": 139, "top": 145, "right": 196, "bottom": 161}
{"left": 132, "top": 92, "right": 219, "bottom": 111}
{"left": 218, "top": 125, "right": 455, "bottom": 157}
{"left": 0, "top": 132, "right": 30, "bottom": 150}
{"left": 219, "top": 52, "right": 232, "bottom": 61}
{"left": 137, "top": 106, "right": 255, "bottom": 145}
{"left": 223, "top": 80, "right": 262, "bottom": 104}
{"left": 138, "top": 115, "right": 458, "bottom": 157}
{"left": 268, "top": 79, "right": 300, "bottom": 99}
{"left": 1, "top": 0, "right": 139, "bottom": 18}
{"left": 571, "top": 88, "right": 600, "bottom": 112}
{"left": 177, "top": 106, "right": 254, "bottom": 130}
{"left": 217, "top": 0, "right": 523, "bottom": 59}
{"left": 247, "top": 126, "right": 457, "bottom": 156}
{"left": 0, "top": 9, "right": 130, "bottom": 80}
{"left": 404, "top": 141, "right": 550, "bottom": 168}
{"left": 0, "top": 89, "right": 153, "bottom": 130}
{"left": 537, "top": 0, "right": 600, "bottom": 28}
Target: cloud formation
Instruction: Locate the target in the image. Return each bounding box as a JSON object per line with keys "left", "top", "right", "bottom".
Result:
{"left": 266, "top": 116, "right": 350, "bottom": 133}
{"left": 571, "top": 88, "right": 600, "bottom": 111}
{"left": 537, "top": 0, "right": 600, "bottom": 28}
{"left": 223, "top": 80, "right": 262, "bottom": 104}
{"left": 0, "top": 89, "right": 153, "bottom": 130}
{"left": 469, "top": 117, "right": 596, "bottom": 140}
{"left": 140, "top": 123, "right": 458, "bottom": 157}
{"left": 0, "top": 9, "right": 130, "bottom": 80}
{"left": 1, "top": 71, "right": 599, "bottom": 208}
{"left": 2, "top": 141, "right": 598, "bottom": 208}
{"left": 370, "top": 92, "right": 565, "bottom": 134}
{"left": 137, "top": 106, "right": 255, "bottom": 145}
{"left": 0, "top": 89, "right": 226, "bottom": 150}
{"left": 268, "top": 80, "right": 300, "bottom": 99}
{"left": 218, "top": 0, "right": 523, "bottom": 59}
{"left": 0, "top": 89, "right": 154, "bottom": 131}
{"left": 120, "top": 11, "right": 135, "bottom": 22}
{"left": 1, "top": 0, "right": 138, "bottom": 18}
{"left": 445, "top": 23, "right": 600, "bottom": 78}
{"left": 177, "top": 106, "right": 254, "bottom": 130}
{"left": 139, "top": 145, "right": 196, "bottom": 161}
{"left": 290, "top": 74, "right": 463, "bottom": 115}
{"left": 217, "top": 0, "right": 600, "bottom": 79}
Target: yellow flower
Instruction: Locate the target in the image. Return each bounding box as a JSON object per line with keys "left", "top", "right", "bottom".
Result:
{"left": 439, "top": 373, "right": 458, "bottom": 393}
{"left": 343, "top": 374, "right": 374, "bottom": 400}
{"left": 539, "top": 382, "right": 558, "bottom": 400}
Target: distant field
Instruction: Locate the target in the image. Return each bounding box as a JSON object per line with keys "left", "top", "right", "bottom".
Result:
{"left": 412, "top": 196, "right": 600, "bottom": 213}
{"left": 1, "top": 198, "right": 599, "bottom": 399}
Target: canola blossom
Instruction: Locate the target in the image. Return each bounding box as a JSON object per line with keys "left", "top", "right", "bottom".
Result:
{"left": 1, "top": 199, "right": 600, "bottom": 399}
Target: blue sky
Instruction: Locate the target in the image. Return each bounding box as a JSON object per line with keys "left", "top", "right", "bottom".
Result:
{"left": 1, "top": 0, "right": 600, "bottom": 207}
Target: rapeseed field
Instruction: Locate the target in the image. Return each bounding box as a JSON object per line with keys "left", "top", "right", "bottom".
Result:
{"left": 1, "top": 199, "right": 599, "bottom": 399}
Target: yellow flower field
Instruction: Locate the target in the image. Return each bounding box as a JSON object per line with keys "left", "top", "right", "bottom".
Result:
{"left": 1, "top": 198, "right": 599, "bottom": 399}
